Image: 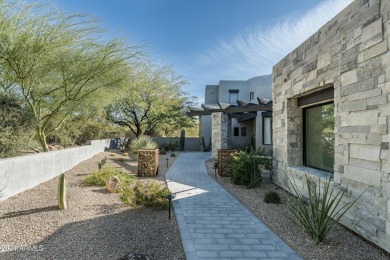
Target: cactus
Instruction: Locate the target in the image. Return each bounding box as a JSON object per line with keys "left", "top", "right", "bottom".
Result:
{"left": 179, "top": 129, "right": 185, "bottom": 151}
{"left": 58, "top": 173, "right": 67, "bottom": 210}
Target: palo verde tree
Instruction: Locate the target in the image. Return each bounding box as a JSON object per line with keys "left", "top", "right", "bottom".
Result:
{"left": 107, "top": 61, "right": 196, "bottom": 137}
{"left": 0, "top": 1, "right": 140, "bottom": 151}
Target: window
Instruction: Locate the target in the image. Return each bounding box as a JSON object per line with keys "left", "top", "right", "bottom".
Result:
{"left": 241, "top": 127, "right": 246, "bottom": 136}
{"left": 229, "top": 89, "right": 239, "bottom": 104}
{"left": 304, "top": 103, "right": 334, "bottom": 172}
{"left": 262, "top": 115, "right": 272, "bottom": 145}
{"left": 233, "top": 127, "right": 239, "bottom": 136}
{"left": 250, "top": 92, "right": 254, "bottom": 101}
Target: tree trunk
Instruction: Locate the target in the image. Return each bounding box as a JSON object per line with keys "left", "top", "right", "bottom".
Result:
{"left": 36, "top": 127, "right": 49, "bottom": 152}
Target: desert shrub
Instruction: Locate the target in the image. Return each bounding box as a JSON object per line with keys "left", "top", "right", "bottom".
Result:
{"left": 287, "top": 174, "right": 368, "bottom": 244}
{"left": 200, "top": 136, "right": 211, "bottom": 152}
{"left": 110, "top": 153, "right": 117, "bottom": 156}
{"left": 84, "top": 167, "right": 136, "bottom": 187}
{"left": 117, "top": 158, "right": 125, "bottom": 162}
{"left": 264, "top": 191, "right": 281, "bottom": 204}
{"left": 120, "top": 180, "right": 170, "bottom": 209}
{"left": 159, "top": 141, "right": 178, "bottom": 151}
{"left": 130, "top": 135, "right": 158, "bottom": 152}
{"left": 229, "top": 148, "right": 263, "bottom": 188}
{"left": 0, "top": 93, "right": 34, "bottom": 158}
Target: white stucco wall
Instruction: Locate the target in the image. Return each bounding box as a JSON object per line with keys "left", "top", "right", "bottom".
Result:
{"left": 0, "top": 139, "right": 111, "bottom": 201}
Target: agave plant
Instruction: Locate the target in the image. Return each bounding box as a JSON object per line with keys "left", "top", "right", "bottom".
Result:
{"left": 286, "top": 174, "right": 368, "bottom": 244}
{"left": 130, "top": 136, "right": 158, "bottom": 152}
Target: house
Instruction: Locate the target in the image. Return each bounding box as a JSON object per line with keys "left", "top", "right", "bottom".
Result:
{"left": 272, "top": 0, "right": 390, "bottom": 252}
{"left": 191, "top": 75, "right": 273, "bottom": 158}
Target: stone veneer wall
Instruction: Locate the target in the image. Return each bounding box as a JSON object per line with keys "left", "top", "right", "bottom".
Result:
{"left": 211, "top": 112, "right": 232, "bottom": 159}
{"left": 272, "top": 0, "right": 390, "bottom": 252}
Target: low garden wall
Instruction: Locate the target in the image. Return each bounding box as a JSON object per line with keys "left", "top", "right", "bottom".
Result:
{"left": 0, "top": 139, "right": 112, "bottom": 201}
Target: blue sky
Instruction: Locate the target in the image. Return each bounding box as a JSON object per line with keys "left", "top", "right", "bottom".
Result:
{"left": 48, "top": 0, "right": 353, "bottom": 103}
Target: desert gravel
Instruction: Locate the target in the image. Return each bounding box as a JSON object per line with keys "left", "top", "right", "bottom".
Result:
{"left": 0, "top": 150, "right": 184, "bottom": 260}
{"left": 205, "top": 160, "right": 390, "bottom": 260}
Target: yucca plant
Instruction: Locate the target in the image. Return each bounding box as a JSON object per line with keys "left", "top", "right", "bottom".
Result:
{"left": 129, "top": 136, "right": 158, "bottom": 152}
{"left": 286, "top": 174, "right": 368, "bottom": 244}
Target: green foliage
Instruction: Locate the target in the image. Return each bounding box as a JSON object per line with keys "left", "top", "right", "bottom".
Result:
{"left": 107, "top": 62, "right": 196, "bottom": 138}
{"left": 229, "top": 148, "right": 263, "bottom": 188}
{"left": 0, "top": 93, "right": 34, "bottom": 158}
{"left": 286, "top": 174, "right": 368, "bottom": 244}
{"left": 200, "top": 136, "right": 211, "bottom": 152}
{"left": 58, "top": 174, "right": 67, "bottom": 210}
{"left": 84, "top": 167, "right": 136, "bottom": 187}
{"left": 0, "top": 1, "right": 140, "bottom": 151}
{"left": 264, "top": 191, "right": 281, "bottom": 204}
{"left": 129, "top": 136, "right": 158, "bottom": 152}
{"left": 159, "top": 141, "right": 178, "bottom": 151}
{"left": 120, "top": 180, "right": 170, "bottom": 209}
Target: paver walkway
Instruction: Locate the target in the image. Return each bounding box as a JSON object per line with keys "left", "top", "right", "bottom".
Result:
{"left": 166, "top": 152, "right": 302, "bottom": 260}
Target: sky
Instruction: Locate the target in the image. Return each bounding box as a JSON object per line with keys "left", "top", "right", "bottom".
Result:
{"left": 47, "top": 0, "right": 353, "bottom": 104}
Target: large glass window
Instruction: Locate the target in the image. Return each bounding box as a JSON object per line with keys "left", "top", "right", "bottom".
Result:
{"left": 263, "top": 117, "right": 272, "bottom": 145}
{"left": 304, "top": 103, "right": 334, "bottom": 172}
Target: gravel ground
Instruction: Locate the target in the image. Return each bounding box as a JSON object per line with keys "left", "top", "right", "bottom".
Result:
{"left": 205, "top": 160, "right": 390, "bottom": 260}
{"left": 0, "top": 150, "right": 184, "bottom": 260}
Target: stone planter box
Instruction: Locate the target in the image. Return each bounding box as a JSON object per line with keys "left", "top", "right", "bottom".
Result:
{"left": 218, "top": 149, "right": 237, "bottom": 177}
{"left": 137, "top": 149, "right": 159, "bottom": 177}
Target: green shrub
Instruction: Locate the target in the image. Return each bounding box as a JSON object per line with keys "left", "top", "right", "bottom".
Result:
{"left": 130, "top": 135, "right": 158, "bottom": 152}
{"left": 84, "top": 167, "right": 136, "bottom": 187}
{"left": 229, "top": 148, "right": 263, "bottom": 188}
{"left": 120, "top": 180, "right": 170, "bottom": 209}
{"left": 264, "top": 191, "right": 281, "bottom": 204}
{"left": 287, "top": 174, "right": 368, "bottom": 244}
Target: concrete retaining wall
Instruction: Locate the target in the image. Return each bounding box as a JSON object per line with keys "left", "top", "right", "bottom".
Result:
{"left": 0, "top": 139, "right": 111, "bottom": 201}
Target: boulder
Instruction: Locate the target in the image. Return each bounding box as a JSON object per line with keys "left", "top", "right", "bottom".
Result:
{"left": 105, "top": 176, "right": 121, "bottom": 193}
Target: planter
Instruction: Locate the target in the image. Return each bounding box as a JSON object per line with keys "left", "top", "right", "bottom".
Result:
{"left": 218, "top": 149, "right": 237, "bottom": 177}
{"left": 137, "top": 149, "right": 159, "bottom": 177}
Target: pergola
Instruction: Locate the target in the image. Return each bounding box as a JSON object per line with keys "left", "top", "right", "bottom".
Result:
{"left": 187, "top": 98, "right": 273, "bottom": 159}
{"left": 186, "top": 97, "right": 273, "bottom": 117}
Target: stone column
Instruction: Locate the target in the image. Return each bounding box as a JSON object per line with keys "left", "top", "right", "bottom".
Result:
{"left": 212, "top": 112, "right": 232, "bottom": 159}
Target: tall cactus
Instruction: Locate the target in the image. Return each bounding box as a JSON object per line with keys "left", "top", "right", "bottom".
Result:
{"left": 58, "top": 173, "right": 67, "bottom": 210}
{"left": 179, "top": 129, "right": 185, "bottom": 151}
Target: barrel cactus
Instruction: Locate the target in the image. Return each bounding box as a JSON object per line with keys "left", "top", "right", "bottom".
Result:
{"left": 58, "top": 173, "right": 67, "bottom": 210}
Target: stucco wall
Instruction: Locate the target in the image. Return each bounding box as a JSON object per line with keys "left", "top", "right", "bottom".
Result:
{"left": 0, "top": 139, "right": 111, "bottom": 201}
{"left": 248, "top": 74, "right": 273, "bottom": 100}
{"left": 218, "top": 80, "right": 247, "bottom": 104}
{"left": 272, "top": 0, "right": 390, "bottom": 252}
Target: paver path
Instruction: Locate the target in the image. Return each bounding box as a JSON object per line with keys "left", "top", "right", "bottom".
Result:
{"left": 166, "top": 152, "right": 302, "bottom": 260}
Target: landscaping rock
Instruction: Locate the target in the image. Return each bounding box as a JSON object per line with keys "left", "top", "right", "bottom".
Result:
{"left": 106, "top": 176, "right": 121, "bottom": 193}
